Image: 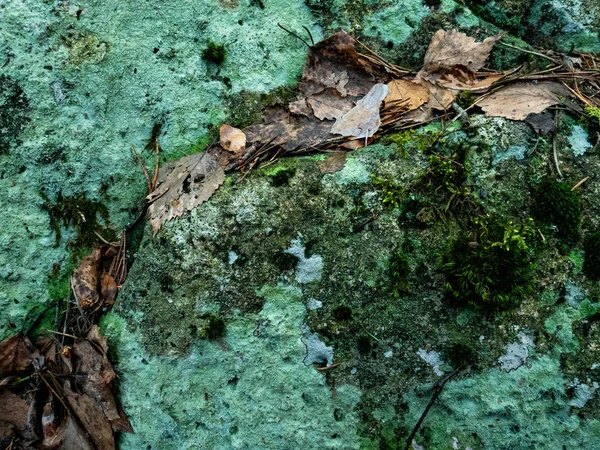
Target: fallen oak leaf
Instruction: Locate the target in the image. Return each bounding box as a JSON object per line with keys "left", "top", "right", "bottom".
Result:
{"left": 219, "top": 124, "right": 246, "bottom": 153}
{"left": 40, "top": 415, "right": 95, "bottom": 450}
{"left": 147, "top": 151, "right": 225, "bottom": 234}
{"left": 478, "top": 81, "right": 571, "bottom": 121}
{"left": 331, "top": 83, "right": 389, "bottom": 139}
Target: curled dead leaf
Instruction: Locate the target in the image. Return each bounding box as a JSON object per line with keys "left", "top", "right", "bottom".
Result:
{"left": 383, "top": 79, "right": 429, "bottom": 112}
{"left": 219, "top": 124, "right": 246, "bottom": 153}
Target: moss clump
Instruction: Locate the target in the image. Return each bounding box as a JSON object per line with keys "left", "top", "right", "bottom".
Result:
{"left": 372, "top": 175, "right": 405, "bottom": 209}
{"left": 389, "top": 246, "right": 411, "bottom": 297}
{"left": 583, "top": 230, "right": 600, "bottom": 281}
{"left": 533, "top": 179, "right": 582, "bottom": 245}
{"left": 442, "top": 216, "right": 535, "bottom": 309}
{"left": 202, "top": 42, "right": 227, "bottom": 65}
{"left": 200, "top": 315, "right": 226, "bottom": 340}
{"left": 0, "top": 75, "right": 30, "bottom": 154}
{"left": 332, "top": 305, "right": 353, "bottom": 322}
{"left": 40, "top": 191, "right": 115, "bottom": 255}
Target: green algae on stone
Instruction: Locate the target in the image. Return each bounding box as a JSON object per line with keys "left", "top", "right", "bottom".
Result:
{"left": 101, "top": 284, "right": 362, "bottom": 450}
{"left": 362, "top": 0, "right": 431, "bottom": 45}
{"left": 0, "top": 0, "right": 320, "bottom": 339}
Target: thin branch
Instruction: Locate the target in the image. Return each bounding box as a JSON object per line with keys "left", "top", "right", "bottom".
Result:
{"left": 277, "top": 23, "right": 310, "bottom": 48}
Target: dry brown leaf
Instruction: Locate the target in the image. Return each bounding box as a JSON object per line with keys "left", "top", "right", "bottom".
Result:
{"left": 331, "top": 83, "right": 389, "bottom": 139}
{"left": 298, "top": 32, "right": 376, "bottom": 99}
{"left": 0, "top": 391, "right": 30, "bottom": 442}
{"left": 478, "top": 81, "right": 571, "bottom": 120}
{"left": 418, "top": 30, "right": 503, "bottom": 81}
{"left": 64, "top": 381, "right": 116, "bottom": 450}
{"left": 40, "top": 416, "right": 95, "bottom": 450}
{"left": 383, "top": 79, "right": 429, "bottom": 112}
{"left": 0, "top": 333, "right": 39, "bottom": 376}
{"left": 436, "top": 71, "right": 505, "bottom": 91}
{"left": 244, "top": 107, "right": 334, "bottom": 151}
{"left": 318, "top": 152, "right": 348, "bottom": 174}
{"left": 307, "top": 89, "right": 355, "bottom": 120}
{"left": 418, "top": 80, "right": 457, "bottom": 111}
{"left": 100, "top": 271, "right": 118, "bottom": 308}
{"left": 219, "top": 124, "right": 246, "bottom": 153}
{"left": 147, "top": 152, "right": 225, "bottom": 234}
{"left": 71, "top": 247, "right": 101, "bottom": 310}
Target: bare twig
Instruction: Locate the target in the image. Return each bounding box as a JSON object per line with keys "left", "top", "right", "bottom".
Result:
{"left": 552, "top": 110, "right": 563, "bottom": 179}
{"left": 571, "top": 176, "right": 590, "bottom": 191}
{"left": 403, "top": 368, "right": 461, "bottom": 450}
{"left": 277, "top": 23, "right": 310, "bottom": 48}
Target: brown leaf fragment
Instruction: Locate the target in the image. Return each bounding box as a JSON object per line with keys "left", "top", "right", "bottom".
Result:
{"left": 244, "top": 107, "right": 334, "bottom": 151}
{"left": 71, "top": 247, "right": 101, "bottom": 310}
{"left": 40, "top": 416, "right": 95, "bottom": 450}
{"left": 307, "top": 89, "right": 355, "bottom": 121}
{"left": 419, "top": 80, "right": 456, "bottom": 110}
{"left": 0, "top": 333, "right": 39, "bottom": 376}
{"left": 100, "top": 271, "right": 118, "bottom": 308}
{"left": 63, "top": 381, "right": 115, "bottom": 450}
{"left": 147, "top": 152, "right": 225, "bottom": 234}
{"left": 418, "top": 30, "right": 503, "bottom": 81}
{"left": 299, "top": 32, "right": 376, "bottom": 99}
{"left": 331, "top": 83, "right": 389, "bottom": 139}
{"left": 219, "top": 124, "right": 246, "bottom": 153}
{"left": 289, "top": 98, "right": 312, "bottom": 117}
{"left": 383, "top": 79, "right": 429, "bottom": 113}
{"left": 318, "top": 152, "right": 348, "bottom": 174}
{"left": 340, "top": 136, "right": 375, "bottom": 150}
{"left": 478, "top": 81, "right": 571, "bottom": 121}
{"left": 0, "top": 391, "right": 30, "bottom": 442}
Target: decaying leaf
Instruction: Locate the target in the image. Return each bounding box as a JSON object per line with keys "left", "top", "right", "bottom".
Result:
{"left": 0, "top": 333, "right": 39, "bottom": 376}
{"left": 331, "top": 83, "right": 389, "bottom": 139}
{"left": 418, "top": 30, "right": 503, "bottom": 81}
{"left": 298, "top": 32, "right": 376, "bottom": 99}
{"left": 318, "top": 152, "right": 348, "bottom": 174}
{"left": 100, "top": 271, "right": 118, "bottom": 308}
{"left": 307, "top": 89, "right": 355, "bottom": 120}
{"left": 72, "top": 247, "right": 101, "bottom": 310}
{"left": 0, "top": 391, "right": 30, "bottom": 442}
{"left": 147, "top": 151, "right": 226, "bottom": 234}
{"left": 219, "top": 124, "right": 246, "bottom": 153}
{"left": 64, "top": 381, "right": 116, "bottom": 450}
{"left": 40, "top": 416, "right": 95, "bottom": 450}
{"left": 244, "top": 107, "right": 334, "bottom": 152}
{"left": 478, "top": 81, "right": 571, "bottom": 120}
{"left": 524, "top": 112, "right": 556, "bottom": 135}
{"left": 383, "top": 79, "right": 429, "bottom": 112}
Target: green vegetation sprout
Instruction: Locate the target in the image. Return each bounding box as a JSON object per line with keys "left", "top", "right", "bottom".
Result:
{"left": 442, "top": 216, "right": 535, "bottom": 309}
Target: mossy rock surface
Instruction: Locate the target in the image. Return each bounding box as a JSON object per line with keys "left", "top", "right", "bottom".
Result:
{"left": 2, "top": 0, "right": 600, "bottom": 449}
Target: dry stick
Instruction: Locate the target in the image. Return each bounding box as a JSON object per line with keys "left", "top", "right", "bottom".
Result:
{"left": 572, "top": 176, "right": 590, "bottom": 191}
{"left": 403, "top": 368, "right": 461, "bottom": 450}
{"left": 552, "top": 110, "right": 563, "bottom": 179}
{"left": 131, "top": 145, "right": 152, "bottom": 194}
{"left": 277, "top": 23, "right": 310, "bottom": 48}
{"left": 497, "top": 40, "right": 560, "bottom": 64}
